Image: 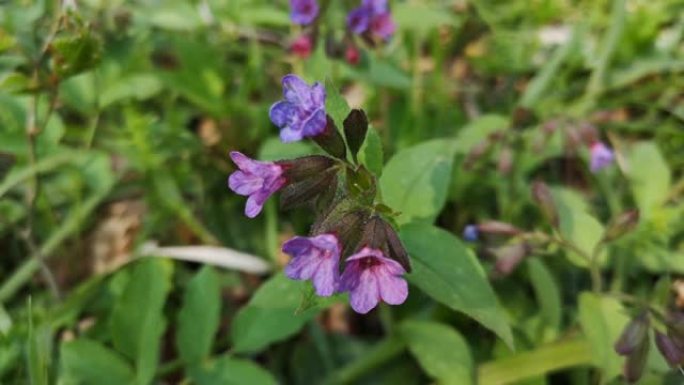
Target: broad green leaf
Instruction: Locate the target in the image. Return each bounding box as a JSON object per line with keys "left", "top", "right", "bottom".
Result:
{"left": 60, "top": 340, "right": 135, "bottom": 385}
{"left": 552, "top": 187, "right": 606, "bottom": 267}
{"left": 380, "top": 139, "right": 457, "bottom": 225}
{"left": 578, "top": 292, "right": 628, "bottom": 382}
{"left": 400, "top": 321, "right": 474, "bottom": 385}
{"left": 625, "top": 142, "right": 671, "bottom": 218}
{"left": 527, "top": 259, "right": 561, "bottom": 339}
{"left": 454, "top": 115, "right": 508, "bottom": 153}
{"left": 190, "top": 356, "right": 277, "bottom": 385}
{"left": 325, "top": 78, "right": 351, "bottom": 130}
{"left": 400, "top": 223, "right": 514, "bottom": 348}
{"left": 358, "top": 126, "right": 383, "bottom": 176}
{"left": 177, "top": 266, "right": 221, "bottom": 364}
{"left": 110, "top": 259, "right": 173, "bottom": 385}
{"left": 231, "top": 273, "right": 334, "bottom": 353}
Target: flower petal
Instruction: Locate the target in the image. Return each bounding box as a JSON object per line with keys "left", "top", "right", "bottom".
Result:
{"left": 312, "top": 257, "right": 339, "bottom": 296}
{"left": 347, "top": 7, "right": 371, "bottom": 34}
{"left": 282, "top": 74, "right": 312, "bottom": 105}
{"left": 244, "top": 192, "right": 268, "bottom": 218}
{"left": 280, "top": 125, "right": 304, "bottom": 143}
{"left": 228, "top": 171, "right": 262, "bottom": 196}
{"left": 378, "top": 273, "right": 408, "bottom": 305}
{"left": 269, "top": 101, "right": 296, "bottom": 128}
{"left": 302, "top": 108, "right": 327, "bottom": 137}
{"left": 349, "top": 270, "right": 379, "bottom": 314}
{"left": 311, "top": 82, "right": 326, "bottom": 107}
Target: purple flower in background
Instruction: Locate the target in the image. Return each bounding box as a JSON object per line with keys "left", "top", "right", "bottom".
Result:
{"left": 347, "top": 0, "right": 395, "bottom": 40}
{"left": 339, "top": 247, "right": 408, "bottom": 314}
{"left": 463, "top": 225, "right": 479, "bottom": 242}
{"left": 290, "top": 0, "right": 319, "bottom": 25}
{"left": 269, "top": 75, "right": 327, "bottom": 143}
{"left": 228, "top": 151, "right": 286, "bottom": 218}
{"left": 590, "top": 141, "right": 614, "bottom": 172}
{"left": 283, "top": 234, "right": 341, "bottom": 296}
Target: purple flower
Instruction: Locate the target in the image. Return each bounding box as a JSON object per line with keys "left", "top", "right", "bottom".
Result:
{"left": 339, "top": 247, "right": 408, "bottom": 314}
{"left": 347, "top": 0, "right": 395, "bottom": 40}
{"left": 590, "top": 141, "right": 614, "bottom": 172}
{"left": 283, "top": 234, "right": 341, "bottom": 296}
{"left": 290, "top": 0, "right": 319, "bottom": 25}
{"left": 462, "top": 225, "right": 479, "bottom": 242}
{"left": 269, "top": 75, "right": 327, "bottom": 143}
{"left": 228, "top": 151, "right": 286, "bottom": 218}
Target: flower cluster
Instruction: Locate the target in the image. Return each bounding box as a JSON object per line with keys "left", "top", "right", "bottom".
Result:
{"left": 228, "top": 74, "right": 410, "bottom": 314}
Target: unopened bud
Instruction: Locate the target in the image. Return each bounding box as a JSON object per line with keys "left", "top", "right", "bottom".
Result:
{"left": 615, "top": 312, "right": 650, "bottom": 356}
{"left": 291, "top": 34, "right": 313, "bottom": 59}
{"left": 343, "top": 109, "right": 369, "bottom": 162}
{"left": 655, "top": 331, "right": 684, "bottom": 367}
{"left": 603, "top": 210, "right": 639, "bottom": 242}
{"left": 477, "top": 221, "right": 521, "bottom": 236}
{"left": 531, "top": 181, "right": 559, "bottom": 228}
{"left": 345, "top": 45, "right": 361, "bottom": 65}
{"left": 624, "top": 337, "right": 649, "bottom": 383}
{"left": 491, "top": 243, "right": 531, "bottom": 276}
{"left": 312, "top": 115, "right": 347, "bottom": 159}
{"left": 462, "top": 225, "right": 479, "bottom": 242}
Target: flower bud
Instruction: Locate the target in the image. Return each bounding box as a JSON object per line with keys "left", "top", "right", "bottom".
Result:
{"left": 312, "top": 115, "right": 347, "bottom": 159}
{"left": 491, "top": 243, "right": 531, "bottom": 276}
{"left": 477, "top": 221, "right": 522, "bottom": 236}
{"left": 615, "top": 312, "right": 650, "bottom": 356}
{"left": 358, "top": 215, "right": 411, "bottom": 272}
{"left": 531, "top": 181, "right": 559, "bottom": 228}
{"left": 343, "top": 109, "right": 369, "bottom": 162}
{"left": 623, "top": 337, "right": 649, "bottom": 383}
{"left": 602, "top": 210, "right": 639, "bottom": 242}
{"left": 345, "top": 45, "right": 361, "bottom": 65}
{"left": 290, "top": 34, "right": 313, "bottom": 59}
{"left": 655, "top": 331, "right": 684, "bottom": 367}
{"left": 462, "top": 225, "right": 478, "bottom": 242}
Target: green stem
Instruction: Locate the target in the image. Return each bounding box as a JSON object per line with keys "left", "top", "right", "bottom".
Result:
{"left": 478, "top": 338, "right": 592, "bottom": 385}
{"left": 324, "top": 338, "right": 404, "bottom": 385}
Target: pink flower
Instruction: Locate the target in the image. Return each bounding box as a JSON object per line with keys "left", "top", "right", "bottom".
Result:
{"left": 291, "top": 35, "right": 313, "bottom": 58}
{"left": 283, "top": 234, "right": 341, "bottom": 296}
{"left": 228, "top": 152, "right": 286, "bottom": 218}
{"left": 339, "top": 247, "right": 408, "bottom": 314}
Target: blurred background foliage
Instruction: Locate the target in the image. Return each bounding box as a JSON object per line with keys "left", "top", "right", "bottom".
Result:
{"left": 1, "top": 0, "right": 684, "bottom": 384}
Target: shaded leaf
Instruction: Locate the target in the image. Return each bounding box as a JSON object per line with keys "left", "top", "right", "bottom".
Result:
{"left": 190, "top": 356, "right": 277, "bottom": 385}
{"left": 60, "top": 340, "right": 135, "bottom": 385}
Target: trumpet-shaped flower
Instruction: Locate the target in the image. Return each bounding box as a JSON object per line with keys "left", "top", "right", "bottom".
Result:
{"left": 228, "top": 151, "right": 286, "bottom": 218}
{"left": 339, "top": 247, "right": 408, "bottom": 314}
{"left": 269, "top": 75, "right": 327, "bottom": 143}
{"left": 283, "top": 234, "right": 341, "bottom": 296}
{"left": 290, "top": 0, "right": 319, "bottom": 25}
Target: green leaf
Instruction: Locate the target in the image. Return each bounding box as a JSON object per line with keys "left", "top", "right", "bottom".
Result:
{"left": 527, "top": 259, "right": 562, "bottom": 339}
{"left": 27, "top": 299, "right": 49, "bottom": 385}
{"left": 100, "top": 74, "right": 163, "bottom": 108}
{"left": 400, "top": 223, "right": 514, "bottom": 348}
{"left": 625, "top": 142, "right": 671, "bottom": 218}
{"left": 60, "top": 340, "right": 135, "bottom": 385}
{"left": 231, "top": 273, "right": 334, "bottom": 353}
{"left": 578, "top": 292, "right": 628, "bottom": 382}
{"left": 325, "top": 78, "right": 351, "bottom": 130}
{"left": 454, "top": 115, "right": 508, "bottom": 153}
{"left": 109, "top": 259, "right": 173, "bottom": 385}
{"left": 380, "top": 139, "right": 457, "bottom": 225}
{"left": 258, "top": 137, "right": 316, "bottom": 161}
{"left": 358, "top": 126, "right": 383, "bottom": 177}
{"left": 190, "top": 356, "right": 277, "bottom": 385}
{"left": 400, "top": 321, "right": 474, "bottom": 385}
{"left": 552, "top": 187, "right": 606, "bottom": 267}
{"left": 177, "top": 266, "right": 221, "bottom": 365}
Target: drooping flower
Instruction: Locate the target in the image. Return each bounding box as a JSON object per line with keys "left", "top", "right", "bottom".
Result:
{"left": 589, "top": 141, "right": 614, "bottom": 172}
{"left": 283, "top": 234, "right": 341, "bottom": 296}
{"left": 339, "top": 247, "right": 408, "bottom": 314}
{"left": 290, "top": 0, "right": 319, "bottom": 25}
{"left": 346, "top": 0, "right": 396, "bottom": 41}
{"left": 269, "top": 75, "right": 327, "bottom": 143}
{"left": 228, "top": 151, "right": 286, "bottom": 218}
